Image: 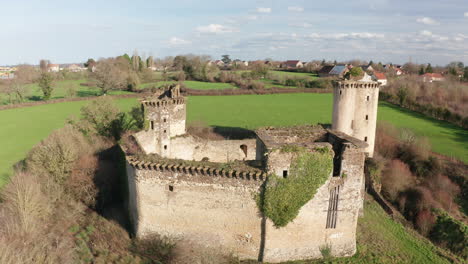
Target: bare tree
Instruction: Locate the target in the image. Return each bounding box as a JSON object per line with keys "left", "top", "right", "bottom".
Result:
{"left": 92, "top": 57, "right": 131, "bottom": 94}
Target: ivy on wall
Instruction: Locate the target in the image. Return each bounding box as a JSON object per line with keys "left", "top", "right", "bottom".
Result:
{"left": 258, "top": 146, "right": 333, "bottom": 227}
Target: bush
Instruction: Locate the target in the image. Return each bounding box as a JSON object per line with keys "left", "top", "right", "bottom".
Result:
{"left": 26, "top": 125, "right": 88, "bottom": 184}
{"left": 381, "top": 160, "right": 415, "bottom": 202}
{"left": 69, "top": 97, "right": 134, "bottom": 140}
{"left": 430, "top": 212, "right": 468, "bottom": 258}
{"left": 38, "top": 72, "right": 54, "bottom": 100}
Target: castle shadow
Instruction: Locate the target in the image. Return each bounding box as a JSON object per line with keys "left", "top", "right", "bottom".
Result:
{"left": 93, "top": 145, "right": 133, "bottom": 234}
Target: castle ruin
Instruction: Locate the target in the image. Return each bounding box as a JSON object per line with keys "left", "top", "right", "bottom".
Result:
{"left": 124, "top": 80, "right": 380, "bottom": 262}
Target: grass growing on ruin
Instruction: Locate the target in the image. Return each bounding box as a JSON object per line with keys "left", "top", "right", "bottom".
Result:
{"left": 259, "top": 146, "right": 333, "bottom": 227}
{"left": 1, "top": 93, "right": 467, "bottom": 188}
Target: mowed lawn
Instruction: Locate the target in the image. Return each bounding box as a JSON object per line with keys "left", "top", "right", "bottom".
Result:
{"left": 1, "top": 93, "right": 467, "bottom": 188}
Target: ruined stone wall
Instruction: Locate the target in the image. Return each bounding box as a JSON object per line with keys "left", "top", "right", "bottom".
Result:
{"left": 126, "top": 139, "right": 365, "bottom": 262}
{"left": 170, "top": 136, "right": 256, "bottom": 162}
{"left": 257, "top": 141, "right": 365, "bottom": 262}
{"left": 126, "top": 162, "right": 265, "bottom": 260}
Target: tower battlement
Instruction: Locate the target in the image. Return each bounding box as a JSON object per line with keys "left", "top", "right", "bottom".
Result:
{"left": 335, "top": 81, "right": 380, "bottom": 89}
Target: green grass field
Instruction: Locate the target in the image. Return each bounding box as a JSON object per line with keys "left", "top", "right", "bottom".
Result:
{"left": 1, "top": 93, "right": 466, "bottom": 188}
{"left": 269, "top": 70, "right": 319, "bottom": 79}
{"left": 0, "top": 79, "right": 131, "bottom": 105}
{"left": 139, "top": 80, "right": 237, "bottom": 90}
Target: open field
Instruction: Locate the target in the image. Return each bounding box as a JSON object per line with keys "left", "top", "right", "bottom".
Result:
{"left": 0, "top": 79, "right": 131, "bottom": 105}
{"left": 269, "top": 70, "right": 319, "bottom": 79}
{"left": 139, "top": 80, "right": 237, "bottom": 90}
{"left": 1, "top": 93, "right": 466, "bottom": 188}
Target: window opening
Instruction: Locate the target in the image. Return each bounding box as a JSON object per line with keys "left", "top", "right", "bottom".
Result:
{"left": 283, "top": 170, "right": 288, "bottom": 178}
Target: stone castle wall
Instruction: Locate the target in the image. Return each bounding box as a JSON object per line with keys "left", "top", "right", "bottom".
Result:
{"left": 125, "top": 140, "right": 366, "bottom": 262}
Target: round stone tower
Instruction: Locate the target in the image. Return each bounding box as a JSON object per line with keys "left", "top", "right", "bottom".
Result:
{"left": 332, "top": 80, "right": 380, "bottom": 157}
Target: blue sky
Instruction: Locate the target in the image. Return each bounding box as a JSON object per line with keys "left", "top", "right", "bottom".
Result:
{"left": 2, "top": 0, "right": 468, "bottom": 65}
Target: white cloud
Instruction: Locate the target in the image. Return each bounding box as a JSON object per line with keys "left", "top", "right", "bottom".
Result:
{"left": 416, "top": 17, "right": 439, "bottom": 25}
{"left": 196, "top": 24, "right": 238, "bottom": 33}
{"left": 308, "top": 32, "right": 384, "bottom": 40}
{"left": 256, "top": 7, "right": 271, "bottom": 13}
{"left": 288, "top": 6, "right": 304, "bottom": 12}
{"left": 464, "top": 12, "right": 468, "bottom": 17}
{"left": 169, "top": 37, "right": 191, "bottom": 45}
{"left": 420, "top": 30, "right": 433, "bottom": 37}
{"left": 289, "top": 22, "right": 313, "bottom": 28}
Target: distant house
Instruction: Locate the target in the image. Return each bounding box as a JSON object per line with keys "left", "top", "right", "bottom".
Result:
{"left": 373, "top": 72, "right": 387, "bottom": 86}
{"left": 328, "top": 64, "right": 349, "bottom": 77}
{"left": 422, "top": 73, "right": 445, "bottom": 82}
{"left": 67, "top": 64, "right": 85, "bottom": 72}
{"left": 208, "top": 60, "right": 225, "bottom": 67}
{"left": 360, "top": 65, "right": 374, "bottom": 72}
{"left": 0, "top": 72, "right": 15, "bottom": 79}
{"left": 281, "top": 60, "right": 304, "bottom": 69}
{"left": 394, "top": 68, "right": 403, "bottom": 76}
{"left": 317, "top": 65, "right": 335, "bottom": 77}
{"left": 47, "top": 64, "right": 60, "bottom": 72}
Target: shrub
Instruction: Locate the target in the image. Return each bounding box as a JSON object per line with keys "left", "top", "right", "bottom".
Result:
{"left": 26, "top": 125, "right": 88, "bottom": 184}
{"left": 38, "top": 72, "right": 54, "bottom": 100}
{"left": 259, "top": 147, "right": 333, "bottom": 227}
{"left": 381, "top": 160, "right": 415, "bottom": 202}
{"left": 132, "top": 234, "right": 175, "bottom": 263}
{"left": 415, "top": 209, "right": 436, "bottom": 236}
{"left": 430, "top": 212, "right": 468, "bottom": 258}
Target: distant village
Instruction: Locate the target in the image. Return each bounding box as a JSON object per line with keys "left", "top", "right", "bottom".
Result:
{"left": 0, "top": 58, "right": 449, "bottom": 84}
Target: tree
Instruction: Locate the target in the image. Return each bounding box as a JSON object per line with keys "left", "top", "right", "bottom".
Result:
{"left": 147, "top": 56, "right": 154, "bottom": 68}
{"left": 131, "top": 51, "right": 140, "bottom": 72}
{"left": 321, "top": 59, "right": 326, "bottom": 66}
{"left": 92, "top": 57, "right": 131, "bottom": 94}
{"left": 173, "top": 56, "right": 188, "bottom": 71}
{"left": 38, "top": 72, "right": 54, "bottom": 100}
{"left": 39, "top": 59, "right": 50, "bottom": 72}
{"left": 221, "top": 55, "right": 231, "bottom": 64}
{"left": 251, "top": 63, "right": 269, "bottom": 79}
{"left": 419, "top": 66, "right": 425, "bottom": 75}
{"left": 464, "top": 67, "right": 468, "bottom": 81}
{"left": 122, "top": 54, "right": 132, "bottom": 64}
{"left": 426, "top": 63, "right": 433, "bottom": 73}
{"left": 84, "top": 58, "right": 96, "bottom": 71}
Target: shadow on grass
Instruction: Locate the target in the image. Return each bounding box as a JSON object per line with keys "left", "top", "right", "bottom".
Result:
{"left": 378, "top": 102, "right": 468, "bottom": 152}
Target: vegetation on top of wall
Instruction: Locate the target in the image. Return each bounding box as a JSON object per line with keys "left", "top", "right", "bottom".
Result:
{"left": 259, "top": 146, "right": 333, "bottom": 227}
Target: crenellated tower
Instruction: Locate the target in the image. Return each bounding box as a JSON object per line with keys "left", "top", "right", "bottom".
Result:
{"left": 138, "top": 84, "right": 186, "bottom": 156}
{"left": 332, "top": 80, "right": 380, "bottom": 157}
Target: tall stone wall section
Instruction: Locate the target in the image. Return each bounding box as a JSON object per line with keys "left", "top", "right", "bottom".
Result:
{"left": 332, "top": 81, "right": 379, "bottom": 157}
{"left": 136, "top": 99, "right": 186, "bottom": 155}
{"left": 125, "top": 139, "right": 366, "bottom": 262}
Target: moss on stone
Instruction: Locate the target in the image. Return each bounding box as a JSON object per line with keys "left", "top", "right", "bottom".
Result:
{"left": 260, "top": 147, "right": 333, "bottom": 227}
